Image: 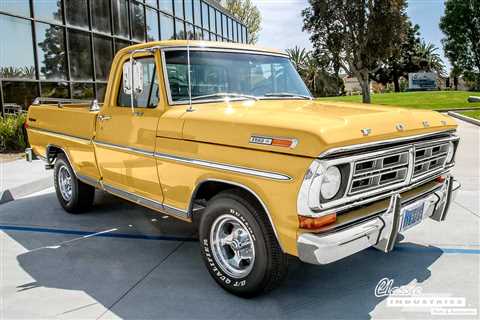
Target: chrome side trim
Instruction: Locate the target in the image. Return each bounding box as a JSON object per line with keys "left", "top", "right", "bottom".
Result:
{"left": 102, "top": 182, "right": 190, "bottom": 221}
{"left": 93, "top": 140, "right": 154, "bottom": 158}
{"left": 189, "top": 178, "right": 284, "bottom": 252}
{"left": 29, "top": 127, "right": 91, "bottom": 144}
{"left": 154, "top": 152, "right": 291, "bottom": 181}
{"left": 94, "top": 140, "right": 290, "bottom": 181}
{"left": 318, "top": 130, "right": 457, "bottom": 158}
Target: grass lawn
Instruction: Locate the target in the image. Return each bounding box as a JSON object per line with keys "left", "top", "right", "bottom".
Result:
{"left": 460, "top": 110, "right": 480, "bottom": 120}
{"left": 318, "top": 91, "right": 480, "bottom": 110}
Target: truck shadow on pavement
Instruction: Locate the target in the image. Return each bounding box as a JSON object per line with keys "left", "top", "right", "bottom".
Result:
{"left": 2, "top": 191, "right": 443, "bottom": 319}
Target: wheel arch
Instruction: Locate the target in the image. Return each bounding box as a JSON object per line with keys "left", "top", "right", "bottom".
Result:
{"left": 189, "top": 178, "right": 284, "bottom": 252}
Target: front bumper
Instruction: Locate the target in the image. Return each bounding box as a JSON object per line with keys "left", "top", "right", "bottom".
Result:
{"left": 297, "top": 176, "right": 460, "bottom": 265}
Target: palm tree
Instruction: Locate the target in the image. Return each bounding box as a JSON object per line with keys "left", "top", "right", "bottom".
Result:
{"left": 415, "top": 41, "right": 446, "bottom": 76}
{"left": 286, "top": 46, "right": 309, "bottom": 74}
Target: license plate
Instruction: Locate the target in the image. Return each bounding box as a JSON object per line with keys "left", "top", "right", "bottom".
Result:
{"left": 401, "top": 202, "right": 425, "bottom": 231}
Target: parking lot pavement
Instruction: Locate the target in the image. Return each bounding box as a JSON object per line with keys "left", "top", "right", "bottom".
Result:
{"left": 0, "top": 120, "right": 478, "bottom": 320}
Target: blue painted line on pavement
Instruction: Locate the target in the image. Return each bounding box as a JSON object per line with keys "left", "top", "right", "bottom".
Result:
{"left": 1, "top": 224, "right": 479, "bottom": 254}
{"left": 0, "top": 224, "right": 197, "bottom": 242}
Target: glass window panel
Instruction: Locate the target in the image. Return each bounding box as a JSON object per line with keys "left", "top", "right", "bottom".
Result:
{"left": 40, "top": 82, "right": 69, "bottom": 98}
{"left": 93, "top": 35, "right": 113, "bottom": 81}
{"left": 95, "top": 83, "right": 107, "bottom": 103}
{"left": 201, "top": 2, "right": 208, "bottom": 29}
{"left": 68, "top": 29, "right": 93, "bottom": 81}
{"left": 185, "top": 23, "right": 194, "bottom": 40}
{"left": 208, "top": 6, "right": 214, "bottom": 32}
{"left": 193, "top": 0, "right": 201, "bottom": 27}
{"left": 230, "top": 19, "right": 234, "bottom": 40}
{"left": 159, "top": 0, "right": 172, "bottom": 14}
{"left": 2, "top": 81, "right": 38, "bottom": 110}
{"left": 34, "top": 0, "right": 62, "bottom": 23}
{"left": 175, "top": 19, "right": 184, "bottom": 39}
{"left": 131, "top": 2, "right": 146, "bottom": 42}
{"left": 112, "top": 0, "right": 129, "bottom": 38}
{"left": 114, "top": 39, "right": 130, "bottom": 53}
{"left": 72, "top": 83, "right": 94, "bottom": 99}
{"left": 146, "top": 8, "right": 159, "bottom": 41}
{"left": 193, "top": 26, "right": 202, "bottom": 40}
{"left": 209, "top": 32, "right": 214, "bottom": 41}
{"left": 145, "top": 0, "right": 157, "bottom": 8}
{"left": 222, "top": 14, "right": 227, "bottom": 38}
{"left": 96, "top": 83, "right": 107, "bottom": 100}
{"left": 215, "top": 10, "right": 221, "bottom": 35}
{"left": 184, "top": 0, "right": 193, "bottom": 23}
{"left": 92, "top": 0, "right": 111, "bottom": 33}
{"left": 227, "top": 17, "right": 232, "bottom": 39}
{"left": 117, "top": 57, "right": 159, "bottom": 108}
{"left": 173, "top": 0, "right": 183, "bottom": 19}
{"left": 65, "top": 0, "right": 88, "bottom": 28}
{"left": 0, "top": 0, "right": 30, "bottom": 17}
{"left": 202, "top": 28, "right": 209, "bottom": 40}
{"left": 160, "top": 13, "right": 174, "bottom": 40}
{"left": 0, "top": 15, "right": 35, "bottom": 79}
{"left": 36, "top": 22, "right": 66, "bottom": 80}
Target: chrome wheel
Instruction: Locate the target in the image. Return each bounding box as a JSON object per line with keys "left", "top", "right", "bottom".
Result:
{"left": 58, "top": 165, "right": 73, "bottom": 201}
{"left": 210, "top": 214, "right": 255, "bottom": 279}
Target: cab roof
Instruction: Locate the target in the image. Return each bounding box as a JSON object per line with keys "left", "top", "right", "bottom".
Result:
{"left": 117, "top": 40, "right": 288, "bottom": 57}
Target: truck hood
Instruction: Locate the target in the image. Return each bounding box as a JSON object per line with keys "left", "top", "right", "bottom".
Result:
{"left": 181, "top": 99, "right": 457, "bottom": 158}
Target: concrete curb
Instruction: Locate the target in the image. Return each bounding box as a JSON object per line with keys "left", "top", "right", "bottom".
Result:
{"left": 0, "top": 177, "right": 53, "bottom": 205}
{"left": 434, "top": 107, "right": 480, "bottom": 112}
{"left": 447, "top": 111, "right": 480, "bottom": 127}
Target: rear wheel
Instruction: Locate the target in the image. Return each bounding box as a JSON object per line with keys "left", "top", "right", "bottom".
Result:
{"left": 54, "top": 154, "right": 95, "bottom": 213}
{"left": 199, "top": 190, "right": 288, "bottom": 297}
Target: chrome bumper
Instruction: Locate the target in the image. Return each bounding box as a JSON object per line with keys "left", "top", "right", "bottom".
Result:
{"left": 297, "top": 176, "right": 460, "bottom": 265}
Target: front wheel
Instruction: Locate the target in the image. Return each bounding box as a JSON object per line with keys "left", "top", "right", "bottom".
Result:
{"left": 199, "top": 190, "right": 288, "bottom": 297}
{"left": 54, "top": 154, "right": 95, "bottom": 213}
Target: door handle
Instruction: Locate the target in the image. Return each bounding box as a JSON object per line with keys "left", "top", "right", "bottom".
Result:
{"left": 98, "top": 115, "right": 112, "bottom": 121}
{"left": 133, "top": 111, "right": 144, "bottom": 117}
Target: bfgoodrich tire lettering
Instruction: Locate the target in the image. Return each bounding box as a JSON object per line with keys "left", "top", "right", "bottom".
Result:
{"left": 199, "top": 190, "right": 288, "bottom": 297}
{"left": 53, "top": 154, "right": 95, "bottom": 213}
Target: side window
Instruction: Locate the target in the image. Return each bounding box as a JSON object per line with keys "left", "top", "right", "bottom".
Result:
{"left": 117, "top": 57, "right": 159, "bottom": 108}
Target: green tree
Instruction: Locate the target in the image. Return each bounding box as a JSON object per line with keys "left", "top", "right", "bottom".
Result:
{"left": 414, "top": 41, "right": 446, "bottom": 76}
{"left": 440, "top": 0, "right": 480, "bottom": 90}
{"left": 222, "top": 0, "right": 261, "bottom": 44}
{"left": 303, "top": 0, "right": 408, "bottom": 103}
{"left": 285, "top": 46, "right": 309, "bottom": 73}
{"left": 373, "top": 20, "right": 421, "bottom": 92}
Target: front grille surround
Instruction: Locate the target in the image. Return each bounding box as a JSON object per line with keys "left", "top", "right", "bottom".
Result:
{"left": 297, "top": 133, "right": 459, "bottom": 217}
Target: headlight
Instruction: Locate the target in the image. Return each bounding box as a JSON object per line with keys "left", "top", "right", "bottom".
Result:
{"left": 320, "top": 166, "right": 342, "bottom": 200}
{"left": 446, "top": 141, "right": 455, "bottom": 163}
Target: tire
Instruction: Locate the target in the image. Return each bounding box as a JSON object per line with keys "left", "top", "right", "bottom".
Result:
{"left": 199, "top": 190, "right": 288, "bottom": 297}
{"left": 53, "top": 154, "right": 95, "bottom": 213}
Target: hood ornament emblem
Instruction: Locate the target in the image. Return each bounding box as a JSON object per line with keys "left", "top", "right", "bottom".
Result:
{"left": 361, "top": 128, "right": 372, "bottom": 136}
{"left": 396, "top": 123, "right": 405, "bottom": 131}
{"left": 441, "top": 120, "right": 447, "bottom": 126}
{"left": 422, "top": 121, "right": 430, "bottom": 128}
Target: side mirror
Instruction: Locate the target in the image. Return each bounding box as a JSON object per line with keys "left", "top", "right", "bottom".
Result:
{"left": 123, "top": 60, "right": 144, "bottom": 95}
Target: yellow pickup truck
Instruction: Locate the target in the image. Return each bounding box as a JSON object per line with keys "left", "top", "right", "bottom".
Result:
{"left": 25, "top": 40, "right": 460, "bottom": 297}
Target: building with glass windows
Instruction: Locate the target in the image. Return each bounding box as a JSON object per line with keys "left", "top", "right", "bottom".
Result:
{"left": 0, "top": 0, "right": 248, "bottom": 114}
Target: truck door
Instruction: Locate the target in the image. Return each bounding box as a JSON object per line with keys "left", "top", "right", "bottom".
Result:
{"left": 94, "top": 54, "right": 164, "bottom": 204}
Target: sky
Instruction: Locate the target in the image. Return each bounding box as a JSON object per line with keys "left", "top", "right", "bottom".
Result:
{"left": 253, "top": 0, "right": 450, "bottom": 70}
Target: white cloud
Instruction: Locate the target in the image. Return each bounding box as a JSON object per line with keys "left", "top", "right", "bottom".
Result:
{"left": 252, "top": 0, "right": 312, "bottom": 52}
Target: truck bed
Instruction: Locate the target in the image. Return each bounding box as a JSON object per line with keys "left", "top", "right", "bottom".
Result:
{"left": 26, "top": 103, "right": 100, "bottom": 181}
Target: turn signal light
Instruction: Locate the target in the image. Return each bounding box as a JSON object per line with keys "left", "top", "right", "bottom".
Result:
{"left": 299, "top": 213, "right": 337, "bottom": 229}
{"left": 436, "top": 176, "right": 446, "bottom": 183}
{"left": 271, "top": 138, "right": 295, "bottom": 148}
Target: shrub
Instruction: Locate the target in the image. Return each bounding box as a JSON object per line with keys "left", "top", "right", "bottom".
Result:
{"left": 0, "top": 113, "right": 27, "bottom": 152}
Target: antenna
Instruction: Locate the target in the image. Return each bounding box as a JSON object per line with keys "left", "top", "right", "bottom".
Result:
{"left": 187, "top": 40, "right": 193, "bottom": 112}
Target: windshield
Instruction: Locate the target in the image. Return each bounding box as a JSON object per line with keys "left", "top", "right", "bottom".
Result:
{"left": 164, "top": 50, "right": 311, "bottom": 103}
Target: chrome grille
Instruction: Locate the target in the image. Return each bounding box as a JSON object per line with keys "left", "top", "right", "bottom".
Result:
{"left": 413, "top": 142, "right": 449, "bottom": 178}
{"left": 349, "top": 151, "right": 409, "bottom": 195}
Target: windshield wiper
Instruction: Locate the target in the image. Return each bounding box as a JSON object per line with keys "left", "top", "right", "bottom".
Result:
{"left": 190, "top": 92, "right": 259, "bottom": 101}
{"left": 262, "top": 92, "right": 313, "bottom": 100}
